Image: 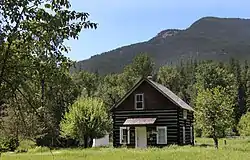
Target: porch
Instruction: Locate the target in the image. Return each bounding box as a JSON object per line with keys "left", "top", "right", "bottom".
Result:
{"left": 119, "top": 118, "right": 168, "bottom": 148}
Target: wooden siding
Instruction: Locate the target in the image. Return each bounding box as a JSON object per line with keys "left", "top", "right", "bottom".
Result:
{"left": 112, "top": 79, "right": 194, "bottom": 148}
{"left": 116, "top": 81, "right": 177, "bottom": 111}
{"left": 178, "top": 109, "right": 194, "bottom": 145}
{"left": 112, "top": 109, "right": 179, "bottom": 147}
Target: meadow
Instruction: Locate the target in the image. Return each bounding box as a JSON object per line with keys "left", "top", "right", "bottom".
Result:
{"left": 2, "top": 138, "right": 250, "bottom": 160}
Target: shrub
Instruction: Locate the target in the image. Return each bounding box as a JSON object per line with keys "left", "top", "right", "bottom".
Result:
{"left": 238, "top": 112, "right": 250, "bottom": 136}
{"left": 15, "top": 139, "right": 36, "bottom": 153}
{"left": 0, "top": 136, "right": 19, "bottom": 152}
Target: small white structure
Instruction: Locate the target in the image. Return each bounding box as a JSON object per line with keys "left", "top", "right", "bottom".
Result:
{"left": 92, "top": 134, "right": 109, "bottom": 147}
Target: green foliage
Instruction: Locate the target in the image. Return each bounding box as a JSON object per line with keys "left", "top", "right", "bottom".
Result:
{"left": 73, "top": 71, "right": 99, "bottom": 97}
{"left": 122, "top": 53, "right": 154, "bottom": 90}
{"left": 157, "top": 66, "right": 181, "bottom": 94}
{"left": 124, "top": 53, "right": 155, "bottom": 78}
{"left": 195, "top": 87, "right": 235, "bottom": 148}
{"left": 195, "top": 61, "right": 236, "bottom": 94}
{"left": 15, "top": 140, "right": 37, "bottom": 153}
{"left": 238, "top": 112, "right": 250, "bottom": 136}
{"left": 0, "top": 136, "right": 19, "bottom": 152}
{"left": 96, "top": 74, "right": 125, "bottom": 108}
{"left": 245, "top": 69, "right": 250, "bottom": 112}
{"left": 60, "top": 97, "right": 111, "bottom": 148}
{"left": 0, "top": 0, "right": 96, "bottom": 146}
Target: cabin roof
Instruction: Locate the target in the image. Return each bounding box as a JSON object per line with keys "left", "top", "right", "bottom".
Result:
{"left": 111, "top": 77, "right": 194, "bottom": 112}
{"left": 123, "top": 118, "right": 157, "bottom": 125}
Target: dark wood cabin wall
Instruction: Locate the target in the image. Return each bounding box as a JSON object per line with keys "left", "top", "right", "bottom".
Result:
{"left": 178, "top": 109, "right": 194, "bottom": 145}
{"left": 116, "top": 81, "right": 175, "bottom": 111}
{"left": 112, "top": 79, "right": 194, "bottom": 147}
{"left": 112, "top": 108, "right": 179, "bottom": 147}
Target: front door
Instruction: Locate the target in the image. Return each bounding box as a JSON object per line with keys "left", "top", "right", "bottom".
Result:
{"left": 135, "top": 127, "right": 147, "bottom": 148}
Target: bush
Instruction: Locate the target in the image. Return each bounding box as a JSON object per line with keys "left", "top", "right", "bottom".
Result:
{"left": 0, "top": 136, "right": 19, "bottom": 152}
{"left": 195, "top": 127, "right": 202, "bottom": 137}
{"left": 238, "top": 112, "right": 250, "bottom": 136}
{"left": 35, "top": 135, "right": 80, "bottom": 148}
{"left": 15, "top": 139, "right": 36, "bottom": 153}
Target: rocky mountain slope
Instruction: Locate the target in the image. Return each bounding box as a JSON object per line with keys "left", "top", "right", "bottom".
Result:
{"left": 73, "top": 17, "right": 250, "bottom": 75}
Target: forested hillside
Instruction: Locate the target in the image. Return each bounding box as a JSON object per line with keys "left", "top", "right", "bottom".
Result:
{"left": 1, "top": 0, "right": 250, "bottom": 152}
{"left": 73, "top": 17, "right": 250, "bottom": 75}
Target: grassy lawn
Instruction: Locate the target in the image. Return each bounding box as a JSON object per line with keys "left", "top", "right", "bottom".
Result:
{"left": 2, "top": 138, "right": 250, "bottom": 160}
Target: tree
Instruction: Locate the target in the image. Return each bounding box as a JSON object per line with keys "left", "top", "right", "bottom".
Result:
{"left": 195, "top": 87, "right": 234, "bottom": 149}
{"left": 195, "top": 61, "right": 237, "bottom": 147}
{"left": 157, "top": 66, "right": 181, "bottom": 94}
{"left": 238, "top": 112, "right": 250, "bottom": 136}
{"left": 96, "top": 74, "right": 125, "bottom": 109}
{"left": 0, "top": 0, "right": 97, "bottom": 146}
{"left": 60, "top": 97, "right": 111, "bottom": 148}
{"left": 228, "top": 58, "right": 245, "bottom": 129}
{"left": 0, "top": 0, "right": 97, "bottom": 126}
{"left": 73, "top": 71, "right": 99, "bottom": 97}
{"left": 122, "top": 53, "right": 154, "bottom": 90}
{"left": 245, "top": 68, "right": 250, "bottom": 112}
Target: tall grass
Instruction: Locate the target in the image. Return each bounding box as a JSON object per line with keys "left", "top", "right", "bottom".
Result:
{"left": 2, "top": 137, "right": 250, "bottom": 160}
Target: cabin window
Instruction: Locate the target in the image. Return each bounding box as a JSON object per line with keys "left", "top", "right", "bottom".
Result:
{"left": 156, "top": 126, "right": 167, "bottom": 144}
{"left": 120, "top": 127, "right": 130, "bottom": 144}
{"left": 183, "top": 126, "right": 186, "bottom": 144}
{"left": 135, "top": 93, "right": 144, "bottom": 110}
{"left": 183, "top": 110, "right": 187, "bottom": 119}
{"left": 190, "top": 126, "right": 193, "bottom": 143}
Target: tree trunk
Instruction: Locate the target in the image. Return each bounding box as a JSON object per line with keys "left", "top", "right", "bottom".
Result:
{"left": 213, "top": 136, "right": 219, "bottom": 149}
{"left": 84, "top": 136, "right": 88, "bottom": 148}
{"left": 88, "top": 137, "right": 93, "bottom": 148}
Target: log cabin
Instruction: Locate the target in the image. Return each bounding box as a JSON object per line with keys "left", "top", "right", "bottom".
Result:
{"left": 110, "top": 76, "right": 194, "bottom": 148}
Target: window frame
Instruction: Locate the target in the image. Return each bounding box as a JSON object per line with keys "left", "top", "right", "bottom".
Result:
{"left": 156, "top": 126, "right": 167, "bottom": 144}
{"left": 190, "top": 126, "right": 193, "bottom": 143}
{"left": 183, "top": 126, "right": 186, "bottom": 144}
{"left": 134, "top": 93, "right": 144, "bottom": 110}
{"left": 183, "top": 110, "right": 187, "bottom": 119}
{"left": 120, "top": 127, "right": 130, "bottom": 144}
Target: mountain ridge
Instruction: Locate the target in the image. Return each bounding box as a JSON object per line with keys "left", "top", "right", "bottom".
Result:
{"left": 72, "top": 17, "right": 250, "bottom": 75}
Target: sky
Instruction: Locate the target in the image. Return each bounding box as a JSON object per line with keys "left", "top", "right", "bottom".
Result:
{"left": 66, "top": 0, "right": 250, "bottom": 61}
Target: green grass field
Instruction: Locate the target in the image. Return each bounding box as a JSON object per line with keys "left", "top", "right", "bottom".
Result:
{"left": 2, "top": 138, "right": 250, "bottom": 160}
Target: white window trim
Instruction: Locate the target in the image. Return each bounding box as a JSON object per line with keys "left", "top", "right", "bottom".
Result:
{"left": 134, "top": 93, "right": 144, "bottom": 110}
{"left": 183, "top": 126, "right": 186, "bottom": 144}
{"left": 183, "top": 110, "right": 187, "bottom": 119}
{"left": 190, "top": 126, "right": 193, "bottom": 143}
{"left": 156, "top": 126, "right": 167, "bottom": 144}
{"left": 120, "top": 127, "right": 130, "bottom": 144}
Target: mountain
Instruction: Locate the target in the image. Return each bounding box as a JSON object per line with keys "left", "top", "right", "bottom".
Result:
{"left": 72, "top": 17, "right": 250, "bottom": 75}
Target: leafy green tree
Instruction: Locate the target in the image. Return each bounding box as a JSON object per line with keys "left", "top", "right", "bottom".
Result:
{"left": 195, "top": 61, "right": 237, "bottom": 147}
{"left": 128, "top": 53, "right": 154, "bottom": 78}
{"left": 157, "top": 66, "right": 181, "bottom": 94}
{"left": 195, "top": 61, "right": 236, "bottom": 93}
{"left": 195, "top": 87, "right": 234, "bottom": 149}
{"left": 0, "top": 0, "right": 97, "bottom": 122}
{"left": 238, "top": 112, "right": 250, "bottom": 136}
{"left": 60, "top": 97, "right": 111, "bottom": 148}
{"left": 245, "top": 68, "right": 250, "bottom": 112}
{"left": 122, "top": 53, "right": 154, "bottom": 90}
{"left": 96, "top": 74, "right": 125, "bottom": 109}
{"left": 73, "top": 71, "right": 99, "bottom": 97}
{"left": 228, "top": 58, "right": 245, "bottom": 130}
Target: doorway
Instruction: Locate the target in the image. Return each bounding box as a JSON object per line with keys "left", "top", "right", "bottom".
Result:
{"left": 135, "top": 127, "right": 147, "bottom": 148}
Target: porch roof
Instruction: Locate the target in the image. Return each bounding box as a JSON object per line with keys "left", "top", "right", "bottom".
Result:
{"left": 123, "top": 118, "right": 157, "bottom": 125}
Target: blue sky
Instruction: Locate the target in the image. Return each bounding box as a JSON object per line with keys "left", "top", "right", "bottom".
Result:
{"left": 66, "top": 0, "right": 250, "bottom": 61}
